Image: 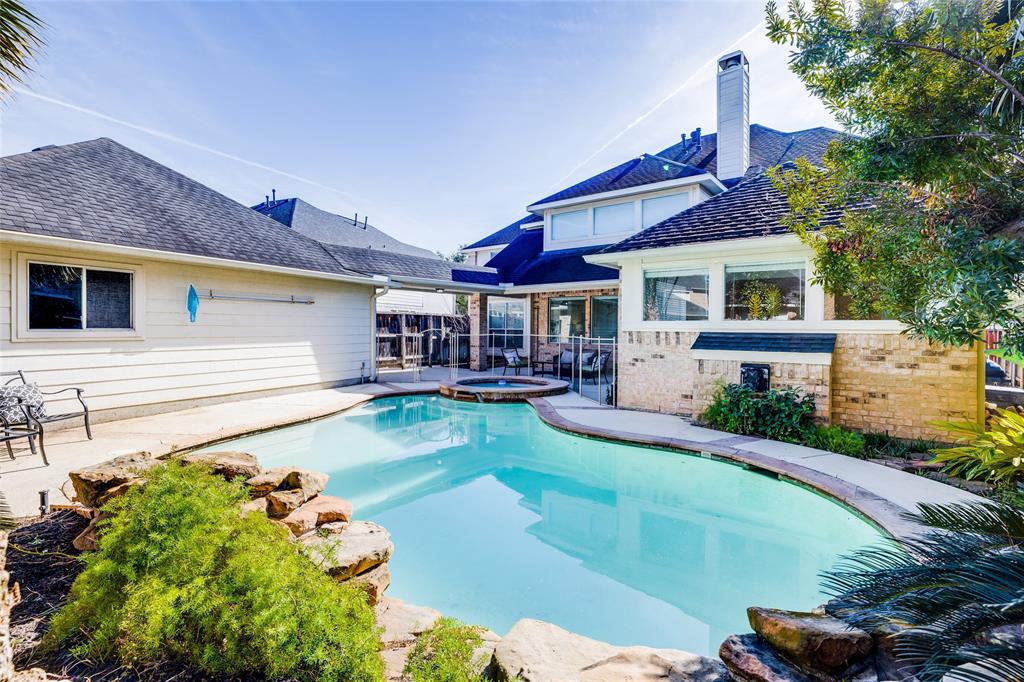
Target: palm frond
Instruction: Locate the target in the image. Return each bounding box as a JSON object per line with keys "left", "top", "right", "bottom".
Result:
{"left": 823, "top": 500, "right": 1024, "bottom": 681}
{"left": 0, "top": 491, "right": 15, "bottom": 530}
{"left": 0, "top": 0, "right": 44, "bottom": 95}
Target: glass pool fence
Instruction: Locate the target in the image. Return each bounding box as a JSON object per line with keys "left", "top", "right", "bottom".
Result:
{"left": 376, "top": 330, "right": 617, "bottom": 407}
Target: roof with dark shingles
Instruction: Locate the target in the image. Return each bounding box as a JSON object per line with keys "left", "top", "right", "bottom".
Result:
{"left": 0, "top": 138, "right": 367, "bottom": 278}
{"left": 529, "top": 124, "right": 842, "bottom": 207}
{"left": 322, "top": 244, "right": 498, "bottom": 285}
{"left": 464, "top": 215, "right": 541, "bottom": 250}
{"left": 601, "top": 166, "right": 848, "bottom": 254}
{"left": 253, "top": 198, "right": 438, "bottom": 259}
{"left": 488, "top": 230, "right": 618, "bottom": 285}
{"left": 691, "top": 332, "right": 837, "bottom": 354}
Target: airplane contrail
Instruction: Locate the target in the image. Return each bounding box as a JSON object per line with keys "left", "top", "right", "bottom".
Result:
{"left": 554, "top": 20, "right": 765, "bottom": 186}
{"left": 9, "top": 86, "right": 357, "bottom": 201}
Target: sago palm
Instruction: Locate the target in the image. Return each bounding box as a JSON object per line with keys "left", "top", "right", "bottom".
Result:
{"left": 0, "top": 0, "right": 43, "bottom": 95}
{"left": 822, "top": 501, "right": 1024, "bottom": 682}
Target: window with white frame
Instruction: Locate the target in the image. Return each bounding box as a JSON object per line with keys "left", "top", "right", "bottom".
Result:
{"left": 550, "top": 209, "right": 588, "bottom": 241}
{"left": 643, "top": 268, "right": 710, "bottom": 321}
{"left": 724, "top": 262, "right": 805, "bottom": 321}
{"left": 593, "top": 202, "right": 633, "bottom": 235}
{"left": 487, "top": 299, "right": 525, "bottom": 349}
{"left": 28, "top": 261, "right": 133, "bottom": 330}
{"left": 641, "top": 193, "right": 691, "bottom": 229}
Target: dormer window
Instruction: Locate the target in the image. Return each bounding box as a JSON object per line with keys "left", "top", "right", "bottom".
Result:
{"left": 641, "top": 193, "right": 691, "bottom": 229}
{"left": 593, "top": 202, "right": 633, "bottom": 235}
{"left": 551, "top": 209, "right": 588, "bottom": 240}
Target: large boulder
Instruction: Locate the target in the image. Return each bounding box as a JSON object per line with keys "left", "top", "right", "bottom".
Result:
{"left": 68, "top": 452, "right": 161, "bottom": 508}
{"left": 174, "top": 451, "right": 260, "bottom": 481}
{"left": 747, "top": 607, "right": 873, "bottom": 675}
{"left": 493, "top": 619, "right": 729, "bottom": 682}
{"left": 280, "top": 495, "right": 353, "bottom": 536}
{"left": 266, "top": 489, "right": 306, "bottom": 518}
{"left": 299, "top": 520, "right": 393, "bottom": 580}
{"left": 245, "top": 467, "right": 294, "bottom": 498}
{"left": 719, "top": 634, "right": 815, "bottom": 682}
{"left": 375, "top": 597, "right": 443, "bottom": 681}
{"left": 72, "top": 511, "right": 109, "bottom": 552}
{"left": 349, "top": 562, "right": 391, "bottom": 605}
{"left": 244, "top": 467, "right": 327, "bottom": 499}
{"left": 284, "top": 469, "right": 328, "bottom": 498}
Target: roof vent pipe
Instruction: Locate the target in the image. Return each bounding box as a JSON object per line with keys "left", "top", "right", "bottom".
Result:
{"left": 265, "top": 195, "right": 270, "bottom": 207}
{"left": 271, "top": 189, "right": 276, "bottom": 202}
{"left": 363, "top": 216, "right": 368, "bottom": 229}
{"left": 354, "top": 213, "right": 359, "bottom": 226}
{"left": 716, "top": 50, "right": 750, "bottom": 180}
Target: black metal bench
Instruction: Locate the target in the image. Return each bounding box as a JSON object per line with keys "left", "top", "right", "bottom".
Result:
{"left": 1, "top": 371, "right": 92, "bottom": 460}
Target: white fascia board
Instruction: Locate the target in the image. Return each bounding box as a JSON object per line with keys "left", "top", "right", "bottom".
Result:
{"left": 691, "top": 349, "right": 833, "bottom": 365}
{"left": 527, "top": 173, "right": 726, "bottom": 212}
{"left": 462, "top": 244, "right": 508, "bottom": 253}
{"left": 584, "top": 233, "right": 803, "bottom": 266}
{"left": 0, "top": 229, "right": 388, "bottom": 287}
{"left": 503, "top": 279, "right": 620, "bottom": 294}
{"left": 386, "top": 274, "right": 505, "bottom": 294}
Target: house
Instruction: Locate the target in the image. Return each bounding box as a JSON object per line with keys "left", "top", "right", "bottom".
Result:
{"left": 462, "top": 51, "right": 982, "bottom": 439}
{"left": 252, "top": 196, "right": 466, "bottom": 368}
{"left": 0, "top": 138, "right": 499, "bottom": 422}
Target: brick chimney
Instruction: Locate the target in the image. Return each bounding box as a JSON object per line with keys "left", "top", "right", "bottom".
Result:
{"left": 716, "top": 50, "right": 750, "bottom": 180}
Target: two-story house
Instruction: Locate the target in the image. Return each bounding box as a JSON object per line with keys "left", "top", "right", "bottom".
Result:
{"left": 463, "top": 51, "right": 982, "bottom": 440}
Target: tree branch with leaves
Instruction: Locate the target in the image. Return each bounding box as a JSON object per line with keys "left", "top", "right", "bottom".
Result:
{"left": 766, "top": 0, "right": 1024, "bottom": 354}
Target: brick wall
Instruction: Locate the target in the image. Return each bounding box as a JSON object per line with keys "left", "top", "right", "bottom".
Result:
{"left": 529, "top": 288, "right": 619, "bottom": 362}
{"left": 617, "top": 330, "right": 978, "bottom": 440}
{"left": 831, "top": 334, "right": 979, "bottom": 440}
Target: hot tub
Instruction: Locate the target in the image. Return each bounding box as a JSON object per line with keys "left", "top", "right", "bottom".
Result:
{"left": 438, "top": 376, "right": 569, "bottom": 402}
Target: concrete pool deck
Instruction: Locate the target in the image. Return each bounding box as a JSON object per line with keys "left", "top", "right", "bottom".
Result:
{"left": 0, "top": 376, "right": 981, "bottom": 537}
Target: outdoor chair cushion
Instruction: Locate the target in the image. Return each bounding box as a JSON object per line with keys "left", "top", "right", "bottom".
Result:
{"left": 579, "top": 351, "right": 596, "bottom": 367}
{"left": 558, "top": 350, "right": 575, "bottom": 365}
{"left": 0, "top": 383, "right": 47, "bottom": 424}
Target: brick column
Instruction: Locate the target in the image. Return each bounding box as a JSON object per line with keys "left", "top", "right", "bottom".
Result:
{"left": 468, "top": 293, "right": 489, "bottom": 371}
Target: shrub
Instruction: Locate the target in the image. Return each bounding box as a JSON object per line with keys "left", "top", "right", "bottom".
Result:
{"left": 43, "top": 462, "right": 384, "bottom": 681}
{"left": 930, "top": 408, "right": 1024, "bottom": 490}
{"left": 403, "top": 617, "right": 486, "bottom": 682}
{"left": 702, "top": 383, "right": 816, "bottom": 443}
{"left": 807, "top": 425, "right": 866, "bottom": 458}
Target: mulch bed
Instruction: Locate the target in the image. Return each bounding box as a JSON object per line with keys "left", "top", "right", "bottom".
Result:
{"left": 7, "top": 511, "right": 281, "bottom": 682}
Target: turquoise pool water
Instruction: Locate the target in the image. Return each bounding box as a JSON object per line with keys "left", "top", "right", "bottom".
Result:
{"left": 203, "top": 395, "right": 882, "bottom": 655}
{"left": 459, "top": 381, "right": 532, "bottom": 388}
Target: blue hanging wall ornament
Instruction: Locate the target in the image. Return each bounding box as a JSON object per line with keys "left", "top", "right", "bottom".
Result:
{"left": 187, "top": 284, "right": 200, "bottom": 323}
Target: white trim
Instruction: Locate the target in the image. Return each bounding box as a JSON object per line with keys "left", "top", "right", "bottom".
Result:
{"left": 691, "top": 349, "right": 833, "bottom": 365}
{"left": 0, "top": 229, "right": 387, "bottom": 287}
{"left": 503, "top": 279, "right": 620, "bottom": 294}
{"left": 527, "top": 173, "right": 725, "bottom": 212}
{"left": 584, "top": 233, "right": 804, "bottom": 265}
{"left": 386, "top": 274, "right": 505, "bottom": 294}
{"left": 461, "top": 244, "right": 508, "bottom": 254}
{"left": 13, "top": 250, "right": 147, "bottom": 342}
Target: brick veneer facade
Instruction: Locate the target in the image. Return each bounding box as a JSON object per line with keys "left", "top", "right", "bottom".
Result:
{"left": 617, "top": 330, "right": 979, "bottom": 441}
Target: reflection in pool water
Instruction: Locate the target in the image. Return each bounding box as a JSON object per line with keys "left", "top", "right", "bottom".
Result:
{"left": 202, "top": 395, "right": 882, "bottom": 655}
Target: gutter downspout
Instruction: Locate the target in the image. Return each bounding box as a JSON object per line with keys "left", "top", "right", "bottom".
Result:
{"left": 369, "top": 280, "right": 391, "bottom": 382}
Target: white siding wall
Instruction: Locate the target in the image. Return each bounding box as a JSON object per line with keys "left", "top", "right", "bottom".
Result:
{"left": 378, "top": 290, "right": 455, "bottom": 315}
{"left": 0, "top": 242, "right": 373, "bottom": 421}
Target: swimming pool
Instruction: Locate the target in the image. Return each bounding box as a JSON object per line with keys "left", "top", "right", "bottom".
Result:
{"left": 202, "top": 395, "right": 883, "bottom": 655}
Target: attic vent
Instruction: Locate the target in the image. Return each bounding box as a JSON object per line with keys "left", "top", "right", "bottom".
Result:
{"left": 31, "top": 145, "right": 57, "bottom": 152}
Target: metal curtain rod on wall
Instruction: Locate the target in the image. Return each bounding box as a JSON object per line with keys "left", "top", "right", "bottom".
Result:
{"left": 199, "top": 289, "right": 315, "bottom": 305}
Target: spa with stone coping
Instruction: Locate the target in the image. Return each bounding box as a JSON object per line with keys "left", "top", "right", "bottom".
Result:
{"left": 438, "top": 375, "right": 569, "bottom": 402}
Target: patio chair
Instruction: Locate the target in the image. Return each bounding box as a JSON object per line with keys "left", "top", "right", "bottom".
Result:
{"left": 0, "top": 399, "right": 47, "bottom": 465}
{"left": 1, "top": 371, "right": 93, "bottom": 450}
{"left": 581, "top": 352, "right": 611, "bottom": 384}
{"left": 556, "top": 350, "right": 596, "bottom": 380}
{"left": 501, "top": 348, "right": 528, "bottom": 376}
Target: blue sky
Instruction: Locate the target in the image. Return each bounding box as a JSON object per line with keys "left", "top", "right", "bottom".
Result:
{"left": 1, "top": 1, "right": 837, "bottom": 254}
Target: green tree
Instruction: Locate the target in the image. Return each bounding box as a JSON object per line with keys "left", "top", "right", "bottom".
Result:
{"left": 436, "top": 245, "right": 468, "bottom": 264}
{"left": 766, "top": 0, "right": 1024, "bottom": 354}
{"left": 0, "top": 0, "right": 43, "bottom": 95}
